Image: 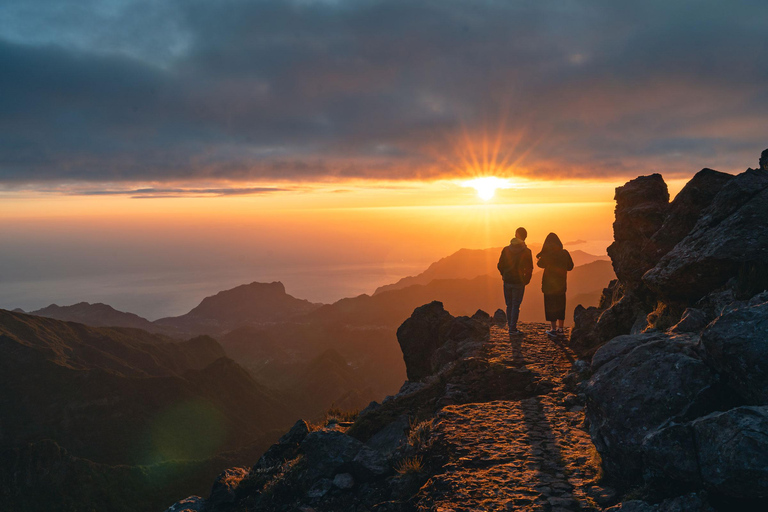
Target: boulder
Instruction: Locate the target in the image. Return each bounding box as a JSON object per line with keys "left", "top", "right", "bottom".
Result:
{"left": 570, "top": 283, "right": 648, "bottom": 358}
{"left": 165, "top": 496, "right": 205, "bottom": 512}
{"left": 645, "top": 406, "right": 768, "bottom": 499}
{"left": 607, "top": 174, "right": 670, "bottom": 295}
{"left": 300, "top": 430, "right": 364, "bottom": 482}
{"left": 761, "top": 148, "right": 768, "bottom": 170}
{"left": 351, "top": 445, "right": 390, "bottom": 479}
{"left": 656, "top": 492, "right": 714, "bottom": 512}
{"left": 208, "top": 468, "right": 248, "bottom": 508}
{"left": 492, "top": 308, "right": 507, "bottom": 325}
{"left": 429, "top": 316, "right": 488, "bottom": 373}
{"left": 307, "top": 478, "right": 333, "bottom": 498}
{"left": 607, "top": 493, "right": 714, "bottom": 512}
{"left": 471, "top": 309, "right": 492, "bottom": 325}
{"left": 670, "top": 308, "right": 708, "bottom": 334}
{"left": 701, "top": 300, "right": 768, "bottom": 404}
{"left": 642, "top": 422, "right": 701, "bottom": 487}
{"left": 585, "top": 333, "right": 717, "bottom": 481}
{"left": 694, "top": 406, "right": 768, "bottom": 497}
{"left": 332, "top": 473, "right": 355, "bottom": 489}
{"left": 397, "top": 302, "right": 489, "bottom": 381}
{"left": 643, "top": 169, "right": 768, "bottom": 302}
{"left": 650, "top": 169, "right": 733, "bottom": 259}
{"left": 605, "top": 501, "right": 657, "bottom": 512}
{"left": 254, "top": 419, "right": 310, "bottom": 470}
{"left": 396, "top": 301, "right": 453, "bottom": 381}
{"left": 365, "top": 415, "right": 409, "bottom": 459}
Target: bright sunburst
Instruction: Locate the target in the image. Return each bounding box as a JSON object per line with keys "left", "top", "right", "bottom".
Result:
{"left": 462, "top": 176, "right": 513, "bottom": 201}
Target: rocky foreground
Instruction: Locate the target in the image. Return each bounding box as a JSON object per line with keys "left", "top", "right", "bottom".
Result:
{"left": 167, "top": 313, "right": 612, "bottom": 512}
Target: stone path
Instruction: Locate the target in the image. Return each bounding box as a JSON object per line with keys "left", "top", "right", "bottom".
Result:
{"left": 415, "top": 323, "right": 610, "bottom": 512}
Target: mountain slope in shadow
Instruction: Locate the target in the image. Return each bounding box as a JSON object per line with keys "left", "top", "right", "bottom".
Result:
{"left": 0, "top": 309, "right": 296, "bottom": 466}
{"left": 153, "top": 281, "right": 323, "bottom": 337}
{"left": 30, "top": 302, "right": 161, "bottom": 332}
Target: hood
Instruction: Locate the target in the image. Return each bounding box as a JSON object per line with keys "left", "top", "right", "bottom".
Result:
{"left": 507, "top": 238, "right": 527, "bottom": 253}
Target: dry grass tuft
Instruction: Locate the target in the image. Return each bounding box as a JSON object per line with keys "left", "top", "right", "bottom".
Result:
{"left": 408, "top": 419, "right": 433, "bottom": 448}
{"left": 394, "top": 456, "right": 424, "bottom": 475}
{"left": 309, "top": 406, "right": 360, "bottom": 430}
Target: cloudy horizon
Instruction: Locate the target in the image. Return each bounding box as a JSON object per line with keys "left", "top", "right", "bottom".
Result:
{"left": 2, "top": 0, "right": 767, "bottom": 192}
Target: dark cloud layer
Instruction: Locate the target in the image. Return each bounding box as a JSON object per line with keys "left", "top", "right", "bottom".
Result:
{"left": 1, "top": 0, "right": 767, "bottom": 186}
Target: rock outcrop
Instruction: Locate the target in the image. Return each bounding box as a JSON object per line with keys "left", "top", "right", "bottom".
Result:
{"left": 396, "top": 301, "right": 489, "bottom": 381}
{"left": 575, "top": 150, "right": 768, "bottom": 508}
{"left": 572, "top": 155, "right": 768, "bottom": 357}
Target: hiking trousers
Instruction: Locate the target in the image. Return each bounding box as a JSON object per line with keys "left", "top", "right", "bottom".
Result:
{"left": 503, "top": 282, "right": 525, "bottom": 330}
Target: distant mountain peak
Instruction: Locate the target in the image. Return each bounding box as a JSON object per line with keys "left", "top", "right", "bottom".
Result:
{"left": 154, "top": 280, "right": 323, "bottom": 336}
{"left": 29, "top": 302, "right": 158, "bottom": 331}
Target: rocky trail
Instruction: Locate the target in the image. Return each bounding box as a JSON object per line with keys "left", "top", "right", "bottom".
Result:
{"left": 415, "top": 323, "right": 608, "bottom": 512}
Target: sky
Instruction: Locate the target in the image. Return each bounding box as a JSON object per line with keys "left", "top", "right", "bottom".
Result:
{"left": 1, "top": 0, "right": 766, "bottom": 317}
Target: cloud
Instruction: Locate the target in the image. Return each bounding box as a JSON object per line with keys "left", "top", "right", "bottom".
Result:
{"left": 1, "top": 0, "right": 767, "bottom": 187}
{"left": 73, "top": 186, "right": 290, "bottom": 198}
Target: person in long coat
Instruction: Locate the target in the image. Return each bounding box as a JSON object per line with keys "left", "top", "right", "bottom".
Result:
{"left": 536, "top": 233, "right": 574, "bottom": 337}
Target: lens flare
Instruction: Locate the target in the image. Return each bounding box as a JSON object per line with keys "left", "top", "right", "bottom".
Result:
{"left": 462, "top": 177, "right": 514, "bottom": 201}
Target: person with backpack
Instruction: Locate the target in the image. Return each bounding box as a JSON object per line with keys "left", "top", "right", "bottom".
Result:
{"left": 497, "top": 227, "right": 533, "bottom": 335}
{"left": 536, "top": 232, "right": 574, "bottom": 338}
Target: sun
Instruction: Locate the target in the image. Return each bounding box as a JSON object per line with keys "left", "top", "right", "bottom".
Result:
{"left": 462, "top": 177, "right": 513, "bottom": 201}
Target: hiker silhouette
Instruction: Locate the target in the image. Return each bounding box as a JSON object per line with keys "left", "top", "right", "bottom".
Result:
{"left": 497, "top": 227, "right": 533, "bottom": 335}
{"left": 536, "top": 232, "right": 574, "bottom": 338}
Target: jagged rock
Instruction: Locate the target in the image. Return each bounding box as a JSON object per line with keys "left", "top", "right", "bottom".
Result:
{"left": 695, "top": 406, "right": 768, "bottom": 497}
{"left": 359, "top": 400, "right": 381, "bottom": 417}
{"left": 670, "top": 308, "right": 708, "bottom": 333}
{"left": 307, "top": 478, "right": 333, "bottom": 498}
{"left": 396, "top": 301, "right": 453, "bottom": 381}
{"left": 585, "top": 332, "right": 717, "bottom": 481}
{"left": 300, "top": 430, "right": 363, "bottom": 481}
{"left": 365, "top": 415, "right": 409, "bottom": 458}
{"left": 606, "top": 493, "right": 714, "bottom": 512}
{"left": 471, "top": 309, "right": 492, "bottom": 325}
{"left": 644, "top": 168, "right": 768, "bottom": 302}
{"left": 607, "top": 174, "right": 670, "bottom": 295}
{"left": 650, "top": 169, "right": 734, "bottom": 259}
{"left": 208, "top": 468, "right": 248, "bottom": 508}
{"left": 570, "top": 282, "right": 648, "bottom": 358}
{"left": 656, "top": 492, "right": 715, "bottom": 512}
{"left": 429, "top": 316, "right": 488, "bottom": 373}
{"left": 646, "top": 406, "right": 768, "bottom": 499}
{"left": 352, "top": 445, "right": 390, "bottom": 479}
{"left": 254, "top": 419, "right": 310, "bottom": 470}
{"left": 333, "top": 473, "right": 355, "bottom": 489}
{"left": 492, "top": 308, "right": 506, "bottom": 325}
{"left": 642, "top": 422, "right": 701, "bottom": 486}
{"left": 397, "top": 302, "right": 489, "bottom": 381}
{"left": 165, "top": 496, "right": 205, "bottom": 512}
{"left": 606, "top": 501, "right": 657, "bottom": 512}
{"left": 700, "top": 300, "right": 768, "bottom": 404}
{"left": 761, "top": 148, "right": 768, "bottom": 170}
